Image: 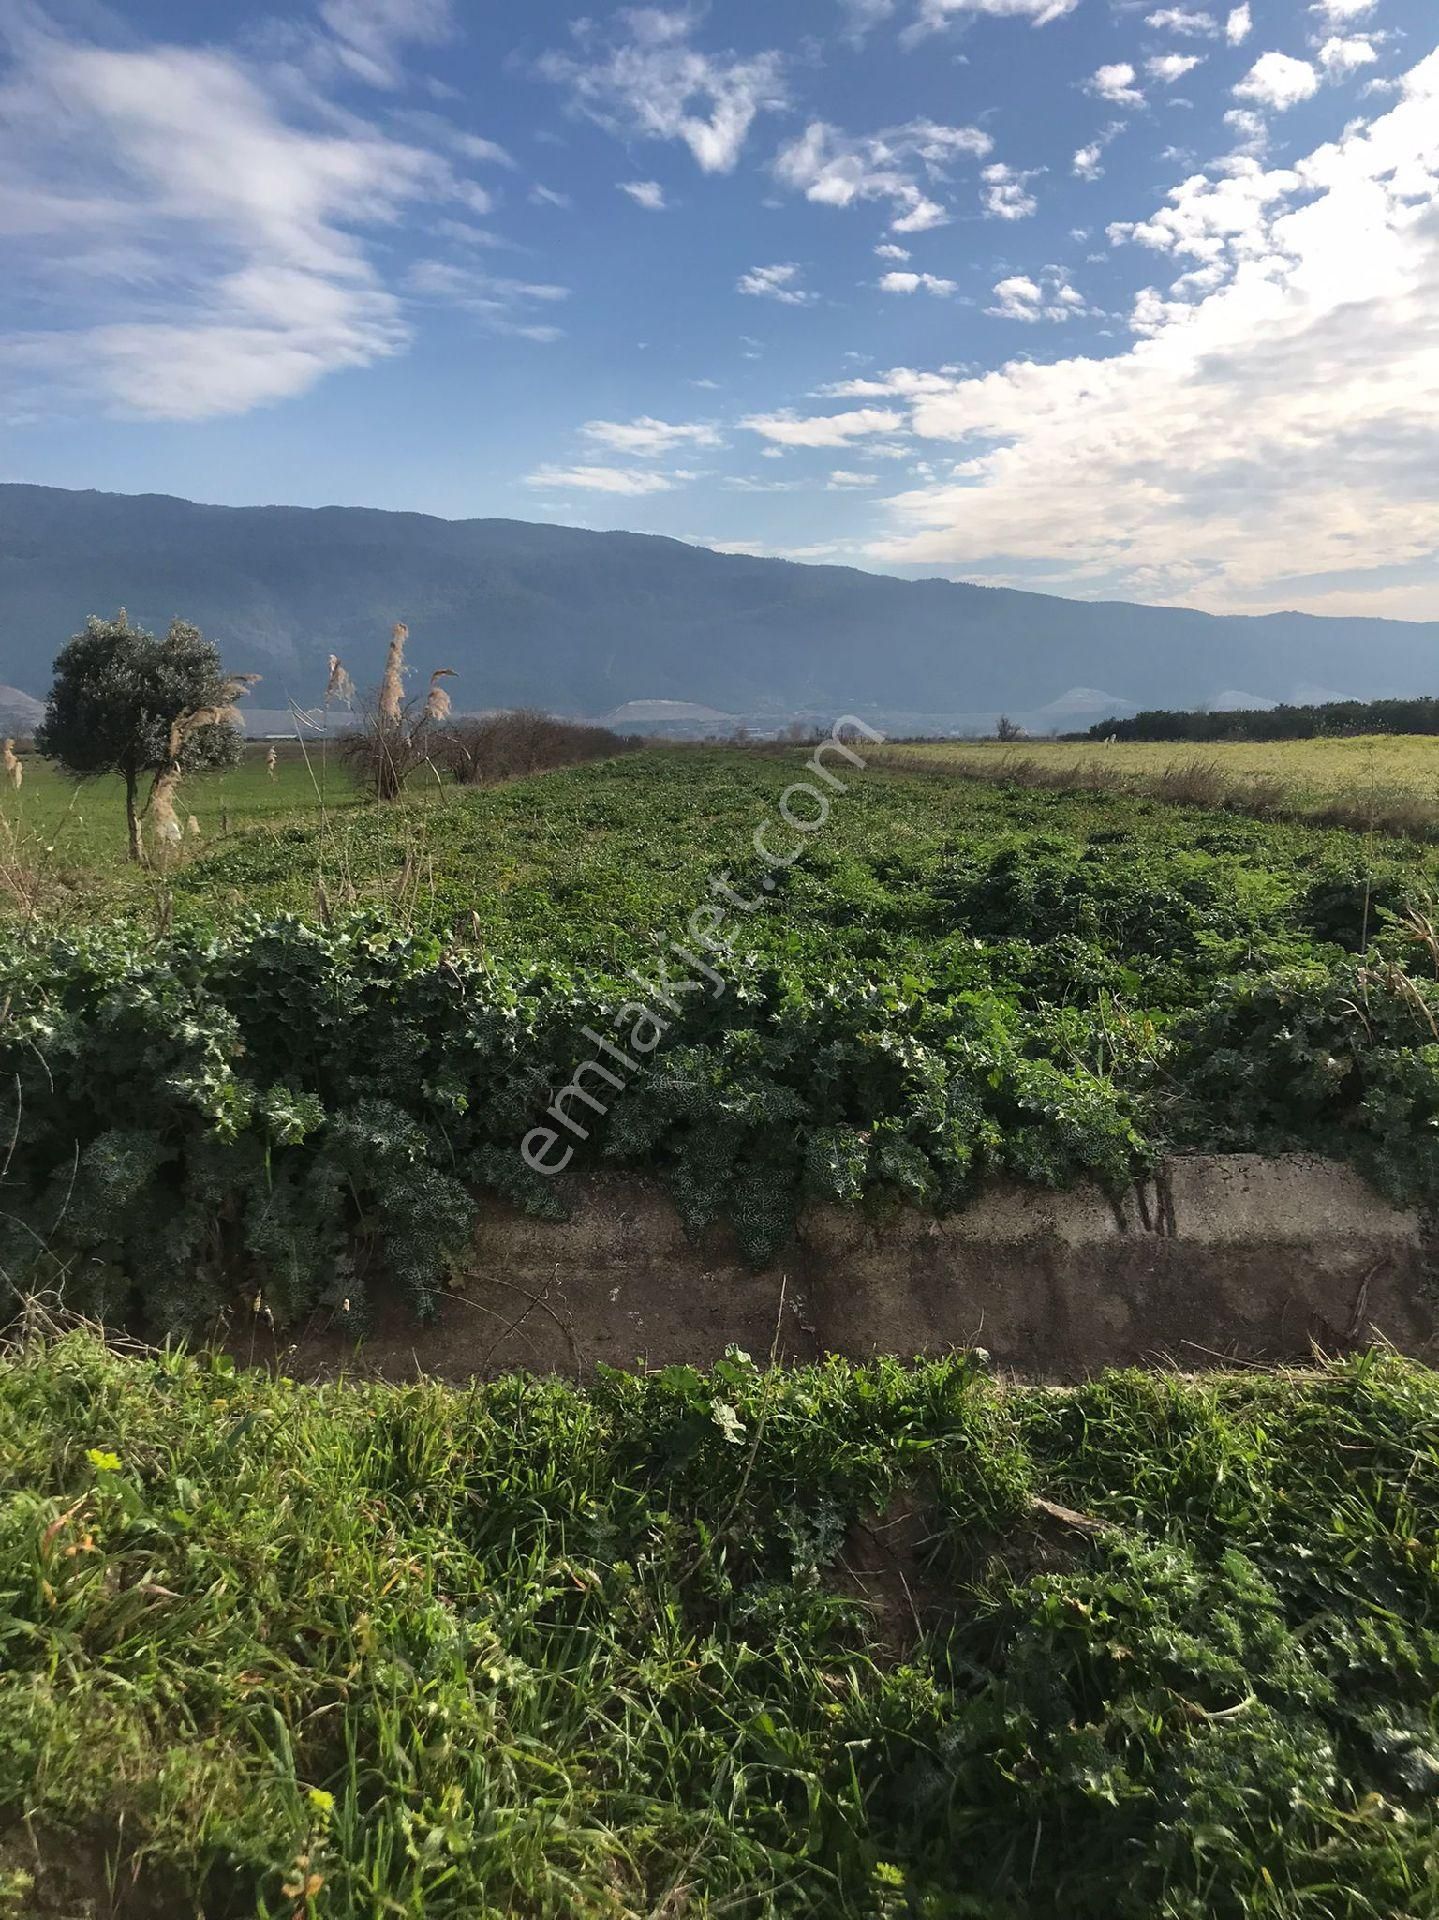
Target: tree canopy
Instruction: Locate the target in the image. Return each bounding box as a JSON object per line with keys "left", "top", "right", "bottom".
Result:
{"left": 37, "top": 611, "right": 250, "bottom": 859}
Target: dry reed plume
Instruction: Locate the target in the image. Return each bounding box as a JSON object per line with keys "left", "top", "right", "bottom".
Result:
{"left": 425, "top": 669, "right": 456, "bottom": 723}
{"left": 341, "top": 624, "right": 457, "bottom": 802}
{"left": 326, "top": 655, "right": 356, "bottom": 707}
{"left": 145, "top": 673, "right": 258, "bottom": 860}
{"left": 378, "top": 624, "right": 407, "bottom": 723}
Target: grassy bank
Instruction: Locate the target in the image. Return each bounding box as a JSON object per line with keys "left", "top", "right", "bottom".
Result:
{"left": 876, "top": 737, "right": 1439, "bottom": 838}
{"left": 3, "top": 1332, "right": 1438, "bottom": 1918}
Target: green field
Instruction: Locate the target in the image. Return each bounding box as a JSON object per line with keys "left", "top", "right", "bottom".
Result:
{"left": 5, "top": 744, "right": 1439, "bottom": 1325}
{"left": 6, "top": 740, "right": 1439, "bottom": 1914}
{"left": 4, "top": 1328, "right": 1439, "bottom": 1919}
{"left": 876, "top": 736, "right": 1439, "bottom": 837}
{"left": 0, "top": 741, "right": 368, "bottom": 916}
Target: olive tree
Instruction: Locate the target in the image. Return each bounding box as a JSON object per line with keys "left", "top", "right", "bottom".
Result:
{"left": 37, "top": 611, "right": 253, "bottom": 861}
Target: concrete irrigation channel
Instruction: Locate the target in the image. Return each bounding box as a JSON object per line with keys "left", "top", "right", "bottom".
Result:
{"left": 244, "top": 1154, "right": 1438, "bottom": 1383}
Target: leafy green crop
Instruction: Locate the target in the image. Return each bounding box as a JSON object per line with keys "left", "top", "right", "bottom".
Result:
{"left": 3, "top": 751, "right": 1439, "bottom": 1333}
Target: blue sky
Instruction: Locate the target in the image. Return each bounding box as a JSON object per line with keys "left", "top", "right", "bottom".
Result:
{"left": 2, "top": 0, "right": 1436, "bottom": 617}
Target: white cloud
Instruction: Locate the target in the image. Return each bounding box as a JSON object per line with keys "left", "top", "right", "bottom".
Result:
{"left": 1225, "top": 4, "right": 1252, "bottom": 46}
{"left": 837, "top": 0, "right": 897, "bottom": 35}
{"left": 737, "top": 262, "right": 817, "bottom": 304}
{"left": 390, "top": 112, "right": 515, "bottom": 171}
{"left": 581, "top": 416, "right": 722, "bottom": 455}
{"left": 981, "top": 162, "right": 1040, "bottom": 219}
{"left": 1073, "top": 122, "right": 1125, "bottom": 180}
{"left": 525, "top": 463, "right": 682, "bottom": 494}
{"left": 1234, "top": 52, "right": 1320, "bottom": 110}
{"left": 827, "top": 469, "right": 879, "bottom": 486}
{"left": 878, "top": 270, "right": 957, "bottom": 295}
{"left": 986, "top": 270, "right": 1089, "bottom": 321}
{"left": 742, "top": 406, "right": 905, "bottom": 446}
{"left": 1107, "top": 164, "right": 1297, "bottom": 263}
{"left": 407, "top": 260, "right": 569, "bottom": 341}
{"left": 319, "top": 0, "right": 455, "bottom": 87}
{"left": 430, "top": 217, "right": 509, "bottom": 248}
{"left": 874, "top": 242, "right": 912, "bottom": 261}
{"left": 912, "top": 0, "right": 1080, "bottom": 29}
{"left": 529, "top": 184, "right": 572, "bottom": 209}
{"left": 537, "top": 10, "right": 786, "bottom": 175}
{"left": 862, "top": 51, "right": 1439, "bottom": 617}
{"left": 774, "top": 119, "right": 991, "bottom": 234}
{"left": 1148, "top": 53, "right": 1204, "bottom": 83}
{"left": 619, "top": 178, "right": 668, "bottom": 209}
{"left": 0, "top": 21, "right": 478, "bottom": 419}
{"left": 1089, "top": 63, "right": 1144, "bottom": 106}
{"left": 1318, "top": 35, "right": 1379, "bottom": 76}
{"left": 1145, "top": 8, "right": 1218, "bottom": 34}
{"left": 1223, "top": 107, "right": 1271, "bottom": 158}
{"left": 814, "top": 366, "right": 963, "bottom": 397}
{"left": 1309, "top": 0, "right": 1375, "bottom": 21}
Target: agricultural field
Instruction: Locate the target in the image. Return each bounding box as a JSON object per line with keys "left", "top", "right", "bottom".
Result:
{"left": 5, "top": 740, "right": 1439, "bottom": 1916}
{"left": 876, "top": 735, "right": 1439, "bottom": 837}
{"left": 4, "top": 1329, "right": 1439, "bottom": 1919}
{"left": 5, "top": 746, "right": 1439, "bottom": 1324}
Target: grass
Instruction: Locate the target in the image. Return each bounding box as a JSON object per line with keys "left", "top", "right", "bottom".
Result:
{"left": 3, "top": 742, "right": 357, "bottom": 864}
{"left": 876, "top": 736, "right": 1439, "bottom": 838}
{"left": 2, "top": 1328, "right": 1438, "bottom": 1918}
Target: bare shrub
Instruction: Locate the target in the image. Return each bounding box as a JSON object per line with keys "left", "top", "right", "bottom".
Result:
{"left": 1308, "top": 790, "right": 1439, "bottom": 841}
{"left": 436, "top": 710, "right": 640, "bottom": 786}
{"left": 1149, "top": 759, "right": 1230, "bottom": 809}
{"left": 1226, "top": 772, "right": 1290, "bottom": 818}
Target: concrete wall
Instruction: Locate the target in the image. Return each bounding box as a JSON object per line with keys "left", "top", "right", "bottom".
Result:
{"left": 261, "top": 1154, "right": 1437, "bottom": 1383}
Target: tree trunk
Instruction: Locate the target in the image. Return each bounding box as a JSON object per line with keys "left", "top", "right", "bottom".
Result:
{"left": 124, "top": 766, "right": 143, "bottom": 863}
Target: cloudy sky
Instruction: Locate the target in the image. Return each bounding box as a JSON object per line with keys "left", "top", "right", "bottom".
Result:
{"left": 3, "top": 0, "right": 1436, "bottom": 617}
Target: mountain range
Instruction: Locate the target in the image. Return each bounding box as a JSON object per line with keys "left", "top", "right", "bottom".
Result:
{"left": 2, "top": 483, "right": 1435, "bottom": 735}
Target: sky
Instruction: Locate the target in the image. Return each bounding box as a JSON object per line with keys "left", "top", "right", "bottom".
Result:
{"left": 2, "top": 0, "right": 1437, "bottom": 620}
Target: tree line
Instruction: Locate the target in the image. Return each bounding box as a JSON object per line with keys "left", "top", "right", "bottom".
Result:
{"left": 1079, "top": 695, "right": 1439, "bottom": 743}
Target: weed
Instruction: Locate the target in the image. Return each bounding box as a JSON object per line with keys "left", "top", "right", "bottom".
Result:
{"left": 1, "top": 1332, "right": 1437, "bottom": 1917}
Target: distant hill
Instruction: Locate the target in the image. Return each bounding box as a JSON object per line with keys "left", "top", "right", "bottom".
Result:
{"left": 2, "top": 483, "right": 1437, "bottom": 730}
{"left": 0, "top": 684, "right": 42, "bottom": 735}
